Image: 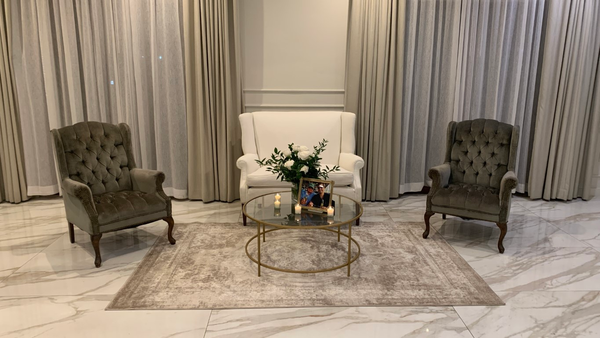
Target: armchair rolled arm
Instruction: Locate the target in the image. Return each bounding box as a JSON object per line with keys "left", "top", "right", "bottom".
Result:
{"left": 236, "top": 154, "right": 260, "bottom": 176}
{"left": 499, "top": 171, "right": 518, "bottom": 207}
{"left": 62, "top": 178, "right": 97, "bottom": 217}
{"left": 428, "top": 163, "right": 451, "bottom": 195}
{"left": 339, "top": 153, "right": 364, "bottom": 173}
{"left": 131, "top": 168, "right": 166, "bottom": 195}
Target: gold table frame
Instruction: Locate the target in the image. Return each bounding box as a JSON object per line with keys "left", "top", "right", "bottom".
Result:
{"left": 243, "top": 192, "right": 363, "bottom": 277}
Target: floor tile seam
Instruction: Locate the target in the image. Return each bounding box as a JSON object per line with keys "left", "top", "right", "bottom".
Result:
{"left": 452, "top": 306, "right": 477, "bottom": 338}
{"left": 0, "top": 233, "right": 64, "bottom": 284}
{"left": 537, "top": 216, "right": 596, "bottom": 248}
{"left": 203, "top": 310, "right": 213, "bottom": 338}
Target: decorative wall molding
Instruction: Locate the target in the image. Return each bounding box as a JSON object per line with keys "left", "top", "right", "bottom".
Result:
{"left": 244, "top": 104, "right": 345, "bottom": 109}
{"left": 243, "top": 89, "right": 345, "bottom": 94}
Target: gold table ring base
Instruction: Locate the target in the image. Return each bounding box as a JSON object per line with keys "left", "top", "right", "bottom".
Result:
{"left": 245, "top": 227, "right": 361, "bottom": 275}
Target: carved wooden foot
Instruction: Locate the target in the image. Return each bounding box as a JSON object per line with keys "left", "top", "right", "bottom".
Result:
{"left": 242, "top": 204, "right": 247, "bottom": 226}
{"left": 163, "top": 217, "right": 176, "bottom": 245}
{"left": 496, "top": 222, "right": 507, "bottom": 254}
{"left": 91, "top": 234, "right": 102, "bottom": 268}
{"left": 423, "top": 211, "right": 434, "bottom": 238}
{"left": 68, "top": 222, "right": 75, "bottom": 243}
{"left": 442, "top": 214, "right": 446, "bottom": 220}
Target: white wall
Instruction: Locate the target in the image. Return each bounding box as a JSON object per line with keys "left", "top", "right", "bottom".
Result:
{"left": 239, "top": 0, "right": 349, "bottom": 112}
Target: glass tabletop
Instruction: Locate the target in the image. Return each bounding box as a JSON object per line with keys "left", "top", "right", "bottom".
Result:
{"left": 243, "top": 191, "right": 362, "bottom": 228}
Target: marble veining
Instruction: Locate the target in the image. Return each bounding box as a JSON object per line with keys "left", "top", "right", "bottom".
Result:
{"left": 0, "top": 193, "right": 599, "bottom": 337}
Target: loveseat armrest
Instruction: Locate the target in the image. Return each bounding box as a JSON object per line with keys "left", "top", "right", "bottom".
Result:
{"left": 131, "top": 168, "right": 166, "bottom": 195}
{"left": 499, "top": 171, "right": 518, "bottom": 207}
{"left": 428, "top": 163, "right": 451, "bottom": 195}
{"left": 236, "top": 154, "right": 260, "bottom": 177}
{"left": 63, "top": 178, "right": 97, "bottom": 213}
{"left": 339, "top": 153, "right": 364, "bottom": 174}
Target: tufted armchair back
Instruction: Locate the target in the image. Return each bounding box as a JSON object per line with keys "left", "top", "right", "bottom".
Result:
{"left": 445, "top": 119, "right": 520, "bottom": 190}
{"left": 51, "top": 122, "right": 136, "bottom": 195}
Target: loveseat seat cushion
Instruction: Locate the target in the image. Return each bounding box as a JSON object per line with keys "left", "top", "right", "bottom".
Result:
{"left": 94, "top": 190, "right": 166, "bottom": 225}
{"left": 247, "top": 165, "right": 355, "bottom": 187}
{"left": 430, "top": 183, "right": 500, "bottom": 215}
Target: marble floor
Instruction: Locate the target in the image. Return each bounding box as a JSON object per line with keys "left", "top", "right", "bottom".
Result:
{"left": 1, "top": 192, "right": 600, "bottom": 337}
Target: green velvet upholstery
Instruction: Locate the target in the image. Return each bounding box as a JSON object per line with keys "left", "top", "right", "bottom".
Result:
{"left": 51, "top": 121, "right": 175, "bottom": 267}
{"left": 424, "top": 119, "right": 520, "bottom": 253}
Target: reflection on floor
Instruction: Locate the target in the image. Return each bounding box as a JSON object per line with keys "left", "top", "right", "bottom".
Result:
{"left": 1, "top": 193, "right": 600, "bottom": 337}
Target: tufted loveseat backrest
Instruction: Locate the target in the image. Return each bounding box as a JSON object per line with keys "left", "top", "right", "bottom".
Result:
{"left": 51, "top": 122, "right": 136, "bottom": 195}
{"left": 445, "top": 119, "right": 519, "bottom": 190}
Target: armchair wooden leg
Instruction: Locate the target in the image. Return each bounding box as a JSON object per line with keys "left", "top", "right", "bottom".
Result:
{"left": 442, "top": 214, "right": 446, "bottom": 220}
{"left": 496, "top": 222, "right": 507, "bottom": 254}
{"left": 68, "top": 222, "right": 75, "bottom": 243}
{"left": 163, "top": 217, "right": 176, "bottom": 245}
{"left": 242, "top": 203, "right": 247, "bottom": 226}
{"left": 423, "top": 211, "right": 435, "bottom": 238}
{"left": 91, "top": 234, "right": 102, "bottom": 268}
{"left": 356, "top": 218, "right": 360, "bottom": 226}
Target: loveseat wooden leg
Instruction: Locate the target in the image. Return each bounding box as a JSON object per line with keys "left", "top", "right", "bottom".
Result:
{"left": 356, "top": 218, "right": 360, "bottom": 226}
{"left": 242, "top": 204, "right": 247, "bottom": 226}
{"left": 496, "top": 222, "right": 507, "bottom": 254}
{"left": 442, "top": 214, "right": 446, "bottom": 220}
{"left": 91, "top": 234, "right": 102, "bottom": 268}
{"left": 423, "top": 211, "right": 434, "bottom": 238}
{"left": 163, "top": 217, "right": 176, "bottom": 245}
{"left": 68, "top": 222, "right": 75, "bottom": 243}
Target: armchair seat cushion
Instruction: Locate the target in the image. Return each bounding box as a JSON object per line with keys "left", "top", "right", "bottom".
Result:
{"left": 94, "top": 190, "right": 166, "bottom": 225}
{"left": 430, "top": 183, "right": 500, "bottom": 215}
{"left": 247, "top": 165, "right": 355, "bottom": 187}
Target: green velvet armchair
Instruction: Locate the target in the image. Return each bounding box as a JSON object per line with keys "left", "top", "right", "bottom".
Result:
{"left": 51, "top": 122, "right": 175, "bottom": 267}
{"left": 423, "top": 119, "right": 519, "bottom": 253}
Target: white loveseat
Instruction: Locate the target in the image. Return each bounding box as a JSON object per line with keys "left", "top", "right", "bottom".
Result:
{"left": 237, "top": 111, "right": 364, "bottom": 224}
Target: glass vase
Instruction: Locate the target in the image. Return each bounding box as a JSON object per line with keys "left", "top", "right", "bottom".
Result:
{"left": 291, "top": 182, "right": 300, "bottom": 207}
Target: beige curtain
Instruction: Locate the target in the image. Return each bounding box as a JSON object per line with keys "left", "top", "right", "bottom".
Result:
{"left": 346, "top": 0, "right": 545, "bottom": 201}
{"left": 528, "top": 0, "right": 600, "bottom": 201}
{"left": 182, "top": 0, "right": 244, "bottom": 202}
{"left": 11, "top": 0, "right": 188, "bottom": 198}
{"left": 0, "top": 0, "right": 27, "bottom": 203}
{"left": 344, "top": 0, "right": 405, "bottom": 201}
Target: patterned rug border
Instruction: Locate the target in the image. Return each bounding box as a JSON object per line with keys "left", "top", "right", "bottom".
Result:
{"left": 107, "top": 222, "right": 504, "bottom": 310}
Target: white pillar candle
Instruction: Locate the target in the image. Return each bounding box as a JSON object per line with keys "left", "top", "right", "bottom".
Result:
{"left": 274, "top": 200, "right": 281, "bottom": 208}
{"left": 274, "top": 193, "right": 281, "bottom": 201}
{"left": 327, "top": 206, "right": 334, "bottom": 217}
{"left": 295, "top": 204, "right": 302, "bottom": 214}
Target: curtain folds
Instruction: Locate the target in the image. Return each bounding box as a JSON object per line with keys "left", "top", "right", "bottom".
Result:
{"left": 182, "top": 0, "right": 244, "bottom": 202}
{"left": 0, "top": 0, "right": 27, "bottom": 203}
{"left": 11, "top": 0, "right": 188, "bottom": 198}
{"left": 346, "top": 0, "right": 545, "bottom": 201}
{"left": 344, "top": 0, "right": 405, "bottom": 201}
{"left": 528, "top": 0, "right": 600, "bottom": 201}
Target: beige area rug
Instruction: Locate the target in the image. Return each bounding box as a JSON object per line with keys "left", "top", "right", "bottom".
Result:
{"left": 108, "top": 222, "right": 503, "bottom": 310}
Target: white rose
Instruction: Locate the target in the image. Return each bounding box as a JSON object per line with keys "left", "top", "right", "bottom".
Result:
{"left": 284, "top": 160, "right": 294, "bottom": 169}
{"left": 282, "top": 148, "right": 291, "bottom": 157}
{"left": 298, "top": 150, "right": 311, "bottom": 160}
{"left": 300, "top": 165, "right": 308, "bottom": 173}
{"left": 299, "top": 145, "right": 309, "bottom": 152}
{"left": 292, "top": 145, "right": 300, "bottom": 152}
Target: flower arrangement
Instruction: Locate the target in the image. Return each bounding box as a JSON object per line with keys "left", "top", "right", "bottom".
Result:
{"left": 256, "top": 139, "right": 340, "bottom": 188}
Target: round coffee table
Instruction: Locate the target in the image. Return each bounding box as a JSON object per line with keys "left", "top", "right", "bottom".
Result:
{"left": 243, "top": 191, "right": 362, "bottom": 277}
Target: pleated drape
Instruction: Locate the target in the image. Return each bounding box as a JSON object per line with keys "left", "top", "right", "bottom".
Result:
{"left": 11, "top": 0, "right": 188, "bottom": 198}
{"left": 182, "top": 0, "right": 244, "bottom": 202}
{"left": 528, "top": 0, "right": 600, "bottom": 201}
{"left": 0, "top": 0, "right": 27, "bottom": 203}
{"left": 345, "top": 0, "right": 545, "bottom": 201}
{"left": 344, "top": 0, "right": 405, "bottom": 201}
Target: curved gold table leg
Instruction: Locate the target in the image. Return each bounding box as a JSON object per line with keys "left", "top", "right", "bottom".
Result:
{"left": 348, "top": 222, "right": 352, "bottom": 277}
{"left": 257, "top": 221, "right": 261, "bottom": 277}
